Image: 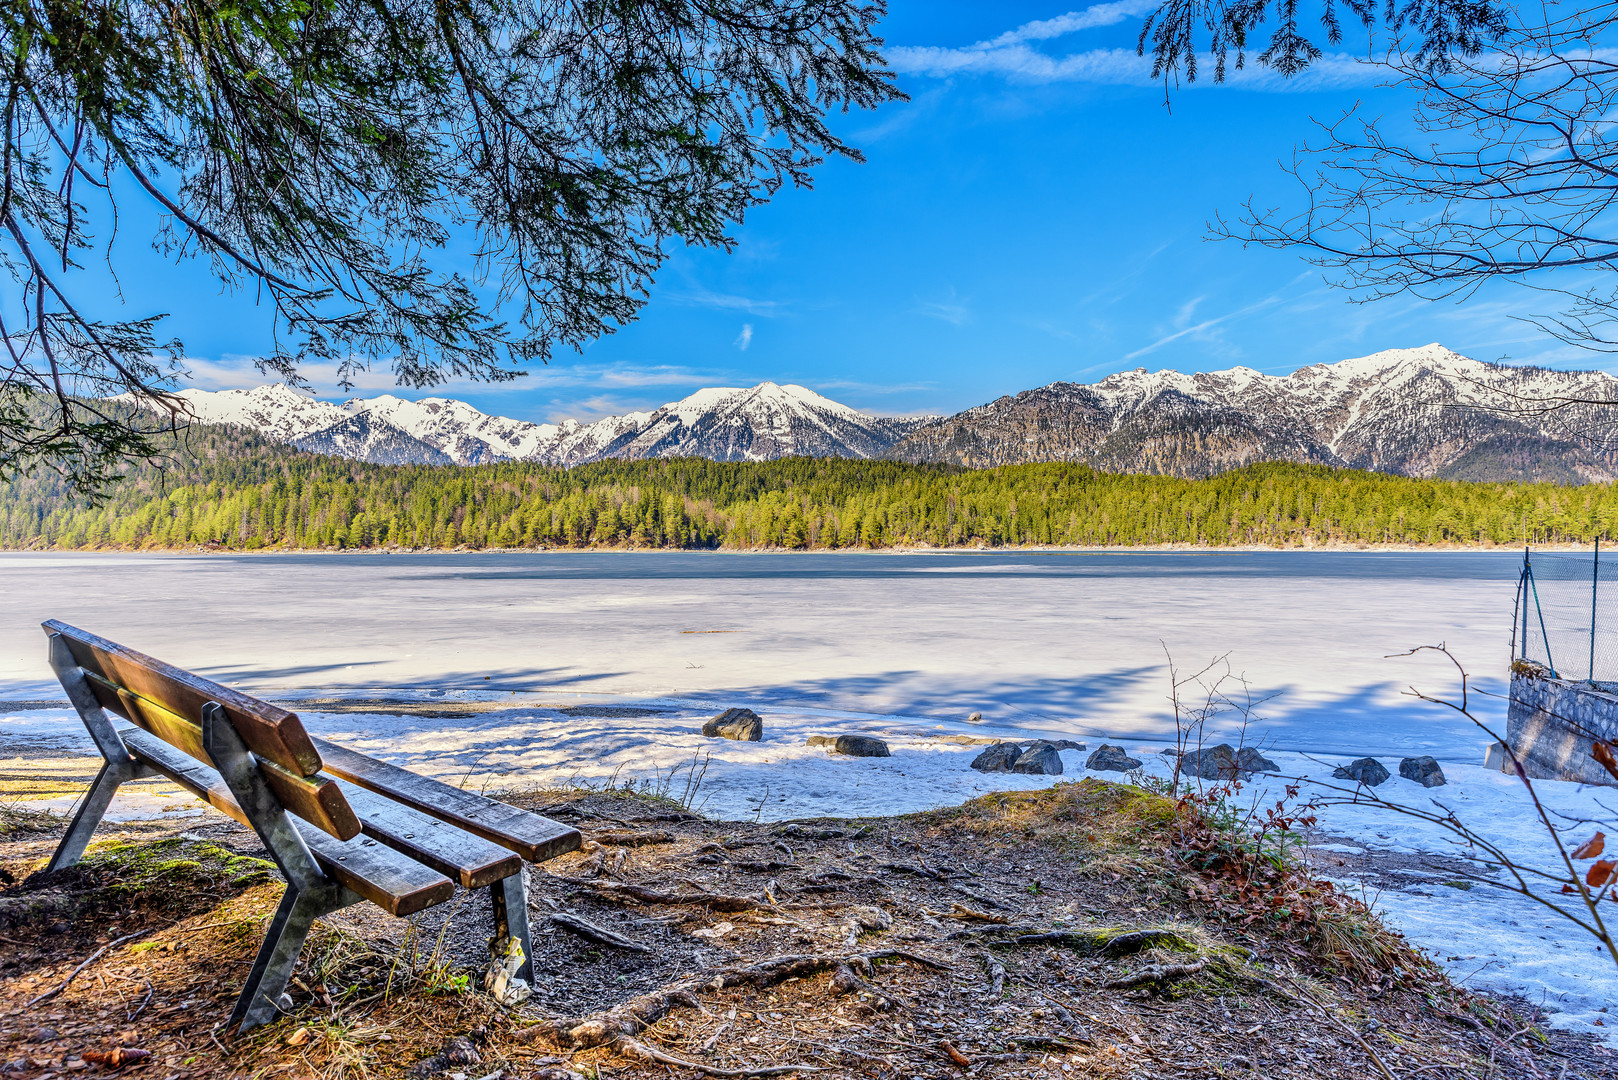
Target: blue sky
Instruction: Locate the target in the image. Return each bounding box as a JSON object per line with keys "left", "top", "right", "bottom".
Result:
{"left": 87, "top": 2, "right": 1602, "bottom": 423}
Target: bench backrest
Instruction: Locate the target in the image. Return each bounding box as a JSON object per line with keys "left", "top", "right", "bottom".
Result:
{"left": 43, "top": 620, "right": 361, "bottom": 841}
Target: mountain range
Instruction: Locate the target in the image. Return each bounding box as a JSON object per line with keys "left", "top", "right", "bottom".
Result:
{"left": 169, "top": 382, "right": 931, "bottom": 468}
{"left": 167, "top": 344, "right": 1618, "bottom": 483}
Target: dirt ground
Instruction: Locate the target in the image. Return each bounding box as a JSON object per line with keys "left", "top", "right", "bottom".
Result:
{"left": 0, "top": 777, "right": 1612, "bottom": 1080}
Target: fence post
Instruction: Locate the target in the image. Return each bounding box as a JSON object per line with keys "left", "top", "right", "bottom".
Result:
{"left": 1594, "top": 538, "right": 1602, "bottom": 683}
{"left": 1521, "top": 546, "right": 1531, "bottom": 660}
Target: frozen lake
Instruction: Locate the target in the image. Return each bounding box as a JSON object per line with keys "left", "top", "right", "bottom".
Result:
{"left": 16, "top": 549, "right": 1616, "bottom": 1035}
{"left": 0, "top": 549, "right": 1523, "bottom": 757}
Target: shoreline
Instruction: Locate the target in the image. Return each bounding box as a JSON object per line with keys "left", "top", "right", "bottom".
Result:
{"left": 0, "top": 540, "right": 1577, "bottom": 556}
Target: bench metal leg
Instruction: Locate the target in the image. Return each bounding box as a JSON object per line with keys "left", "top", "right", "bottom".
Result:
{"left": 203, "top": 702, "right": 358, "bottom": 1034}
{"left": 48, "top": 761, "right": 133, "bottom": 872}
{"left": 489, "top": 869, "right": 534, "bottom": 984}
{"left": 232, "top": 882, "right": 358, "bottom": 1031}
{"left": 45, "top": 633, "right": 152, "bottom": 872}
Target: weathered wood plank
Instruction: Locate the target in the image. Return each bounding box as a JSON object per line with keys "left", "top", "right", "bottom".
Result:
{"left": 312, "top": 738, "right": 582, "bottom": 863}
{"left": 86, "top": 672, "right": 360, "bottom": 841}
{"left": 120, "top": 728, "right": 449, "bottom": 915}
{"left": 44, "top": 621, "right": 322, "bottom": 776}
{"left": 336, "top": 782, "right": 522, "bottom": 889}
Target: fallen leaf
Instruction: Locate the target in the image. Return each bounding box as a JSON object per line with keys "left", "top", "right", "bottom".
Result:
{"left": 1594, "top": 742, "right": 1618, "bottom": 782}
{"left": 1588, "top": 860, "right": 1615, "bottom": 888}
{"left": 1574, "top": 833, "right": 1607, "bottom": 859}
{"left": 285, "top": 1027, "right": 311, "bottom": 1047}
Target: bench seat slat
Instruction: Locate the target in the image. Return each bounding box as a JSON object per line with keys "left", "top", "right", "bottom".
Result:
{"left": 45, "top": 620, "right": 323, "bottom": 777}
{"left": 86, "top": 672, "right": 362, "bottom": 842}
{"left": 311, "top": 738, "right": 581, "bottom": 863}
{"left": 336, "top": 781, "right": 522, "bottom": 889}
{"left": 119, "top": 727, "right": 452, "bottom": 916}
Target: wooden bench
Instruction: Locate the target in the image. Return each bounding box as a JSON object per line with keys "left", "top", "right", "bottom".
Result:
{"left": 39, "top": 620, "right": 581, "bottom": 1032}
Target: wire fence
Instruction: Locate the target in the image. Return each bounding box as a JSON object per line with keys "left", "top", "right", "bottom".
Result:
{"left": 1516, "top": 545, "right": 1618, "bottom": 684}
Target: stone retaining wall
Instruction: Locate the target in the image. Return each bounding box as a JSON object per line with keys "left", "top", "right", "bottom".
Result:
{"left": 1508, "top": 663, "right": 1618, "bottom": 785}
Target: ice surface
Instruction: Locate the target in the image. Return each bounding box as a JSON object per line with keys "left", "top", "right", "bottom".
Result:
{"left": 6, "top": 550, "right": 1613, "bottom": 1037}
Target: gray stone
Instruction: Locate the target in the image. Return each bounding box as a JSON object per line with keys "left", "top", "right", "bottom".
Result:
{"left": 806, "top": 735, "right": 836, "bottom": 747}
{"left": 1236, "top": 746, "right": 1280, "bottom": 774}
{"left": 834, "top": 735, "right": 891, "bottom": 757}
{"left": 1047, "top": 739, "right": 1087, "bottom": 751}
{"left": 970, "top": 742, "right": 1024, "bottom": 773}
{"left": 1180, "top": 744, "right": 1243, "bottom": 780}
{"left": 703, "top": 708, "right": 762, "bottom": 741}
{"left": 1332, "top": 757, "right": 1391, "bottom": 787}
{"left": 1085, "top": 744, "right": 1142, "bottom": 772}
{"left": 1399, "top": 755, "right": 1446, "bottom": 787}
{"left": 967, "top": 711, "right": 984, "bottom": 723}
{"left": 1012, "top": 742, "right": 1063, "bottom": 775}
{"left": 1483, "top": 740, "right": 1512, "bottom": 773}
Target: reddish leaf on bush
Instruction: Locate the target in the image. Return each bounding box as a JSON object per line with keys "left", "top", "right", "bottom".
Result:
{"left": 1588, "top": 860, "right": 1616, "bottom": 888}
{"left": 1573, "top": 833, "right": 1607, "bottom": 859}
{"left": 1594, "top": 741, "right": 1618, "bottom": 782}
{"left": 1563, "top": 884, "right": 1578, "bottom": 893}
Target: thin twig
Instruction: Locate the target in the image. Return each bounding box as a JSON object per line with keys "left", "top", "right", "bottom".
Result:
{"left": 25, "top": 929, "right": 150, "bottom": 1007}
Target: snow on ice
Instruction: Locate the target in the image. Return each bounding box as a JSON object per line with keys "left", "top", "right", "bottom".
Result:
{"left": 3, "top": 549, "right": 1614, "bottom": 1036}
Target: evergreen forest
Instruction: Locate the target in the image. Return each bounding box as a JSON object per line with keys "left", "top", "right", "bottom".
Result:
{"left": 2, "top": 421, "right": 1616, "bottom": 551}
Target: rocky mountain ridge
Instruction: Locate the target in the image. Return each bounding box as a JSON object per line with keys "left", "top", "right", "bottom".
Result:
{"left": 169, "top": 382, "right": 928, "bottom": 467}
{"left": 888, "top": 344, "right": 1618, "bottom": 482}
{"left": 167, "top": 345, "right": 1618, "bottom": 481}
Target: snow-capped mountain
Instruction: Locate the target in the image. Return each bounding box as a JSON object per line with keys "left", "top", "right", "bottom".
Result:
{"left": 169, "top": 382, "right": 928, "bottom": 467}
{"left": 888, "top": 344, "right": 1618, "bottom": 482}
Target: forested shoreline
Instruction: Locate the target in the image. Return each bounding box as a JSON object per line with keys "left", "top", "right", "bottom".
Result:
{"left": 2, "top": 423, "right": 1616, "bottom": 551}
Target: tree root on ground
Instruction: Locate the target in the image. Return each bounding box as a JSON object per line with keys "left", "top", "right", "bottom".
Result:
{"left": 514, "top": 949, "right": 950, "bottom": 1074}
{"left": 544, "top": 875, "right": 769, "bottom": 912}
{"left": 549, "top": 911, "right": 651, "bottom": 952}
{"left": 1102, "top": 958, "right": 1209, "bottom": 991}
{"left": 992, "top": 927, "right": 1191, "bottom": 957}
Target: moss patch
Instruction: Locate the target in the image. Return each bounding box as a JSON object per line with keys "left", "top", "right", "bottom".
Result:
{"left": 0, "top": 837, "right": 276, "bottom": 933}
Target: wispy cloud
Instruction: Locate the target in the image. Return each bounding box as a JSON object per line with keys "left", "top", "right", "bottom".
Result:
{"left": 891, "top": 43, "right": 1379, "bottom": 90}
{"left": 1124, "top": 294, "right": 1286, "bottom": 360}
{"left": 889, "top": 4, "right": 1382, "bottom": 91}
{"left": 661, "top": 286, "right": 785, "bottom": 317}
{"left": 811, "top": 378, "right": 941, "bottom": 396}
{"left": 542, "top": 394, "right": 664, "bottom": 425}
{"left": 734, "top": 323, "right": 754, "bottom": 351}
{"left": 976, "top": 1, "right": 1158, "bottom": 48}
{"left": 1173, "top": 296, "right": 1206, "bottom": 329}
{"left": 178, "top": 356, "right": 741, "bottom": 397}
{"left": 916, "top": 287, "right": 971, "bottom": 326}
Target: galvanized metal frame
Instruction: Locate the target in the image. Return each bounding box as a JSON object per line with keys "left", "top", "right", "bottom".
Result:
{"left": 202, "top": 702, "right": 364, "bottom": 1030}
{"left": 45, "top": 632, "right": 156, "bottom": 871}
{"left": 488, "top": 868, "right": 534, "bottom": 983}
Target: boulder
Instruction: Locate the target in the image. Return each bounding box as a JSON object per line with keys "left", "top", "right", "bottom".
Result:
{"left": 1180, "top": 744, "right": 1243, "bottom": 780}
{"left": 1237, "top": 747, "right": 1280, "bottom": 774}
{"left": 834, "top": 735, "right": 891, "bottom": 758}
{"left": 967, "top": 712, "right": 984, "bottom": 723}
{"left": 1085, "top": 744, "right": 1142, "bottom": 772}
{"left": 1047, "top": 739, "right": 1087, "bottom": 751}
{"left": 1333, "top": 757, "right": 1391, "bottom": 787}
{"left": 1012, "top": 742, "right": 1063, "bottom": 775}
{"left": 970, "top": 742, "right": 1024, "bottom": 773}
{"left": 703, "top": 708, "right": 762, "bottom": 741}
{"left": 1399, "top": 755, "right": 1447, "bottom": 787}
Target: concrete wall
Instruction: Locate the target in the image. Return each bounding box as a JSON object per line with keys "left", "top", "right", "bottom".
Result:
{"left": 1508, "top": 663, "right": 1618, "bottom": 785}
